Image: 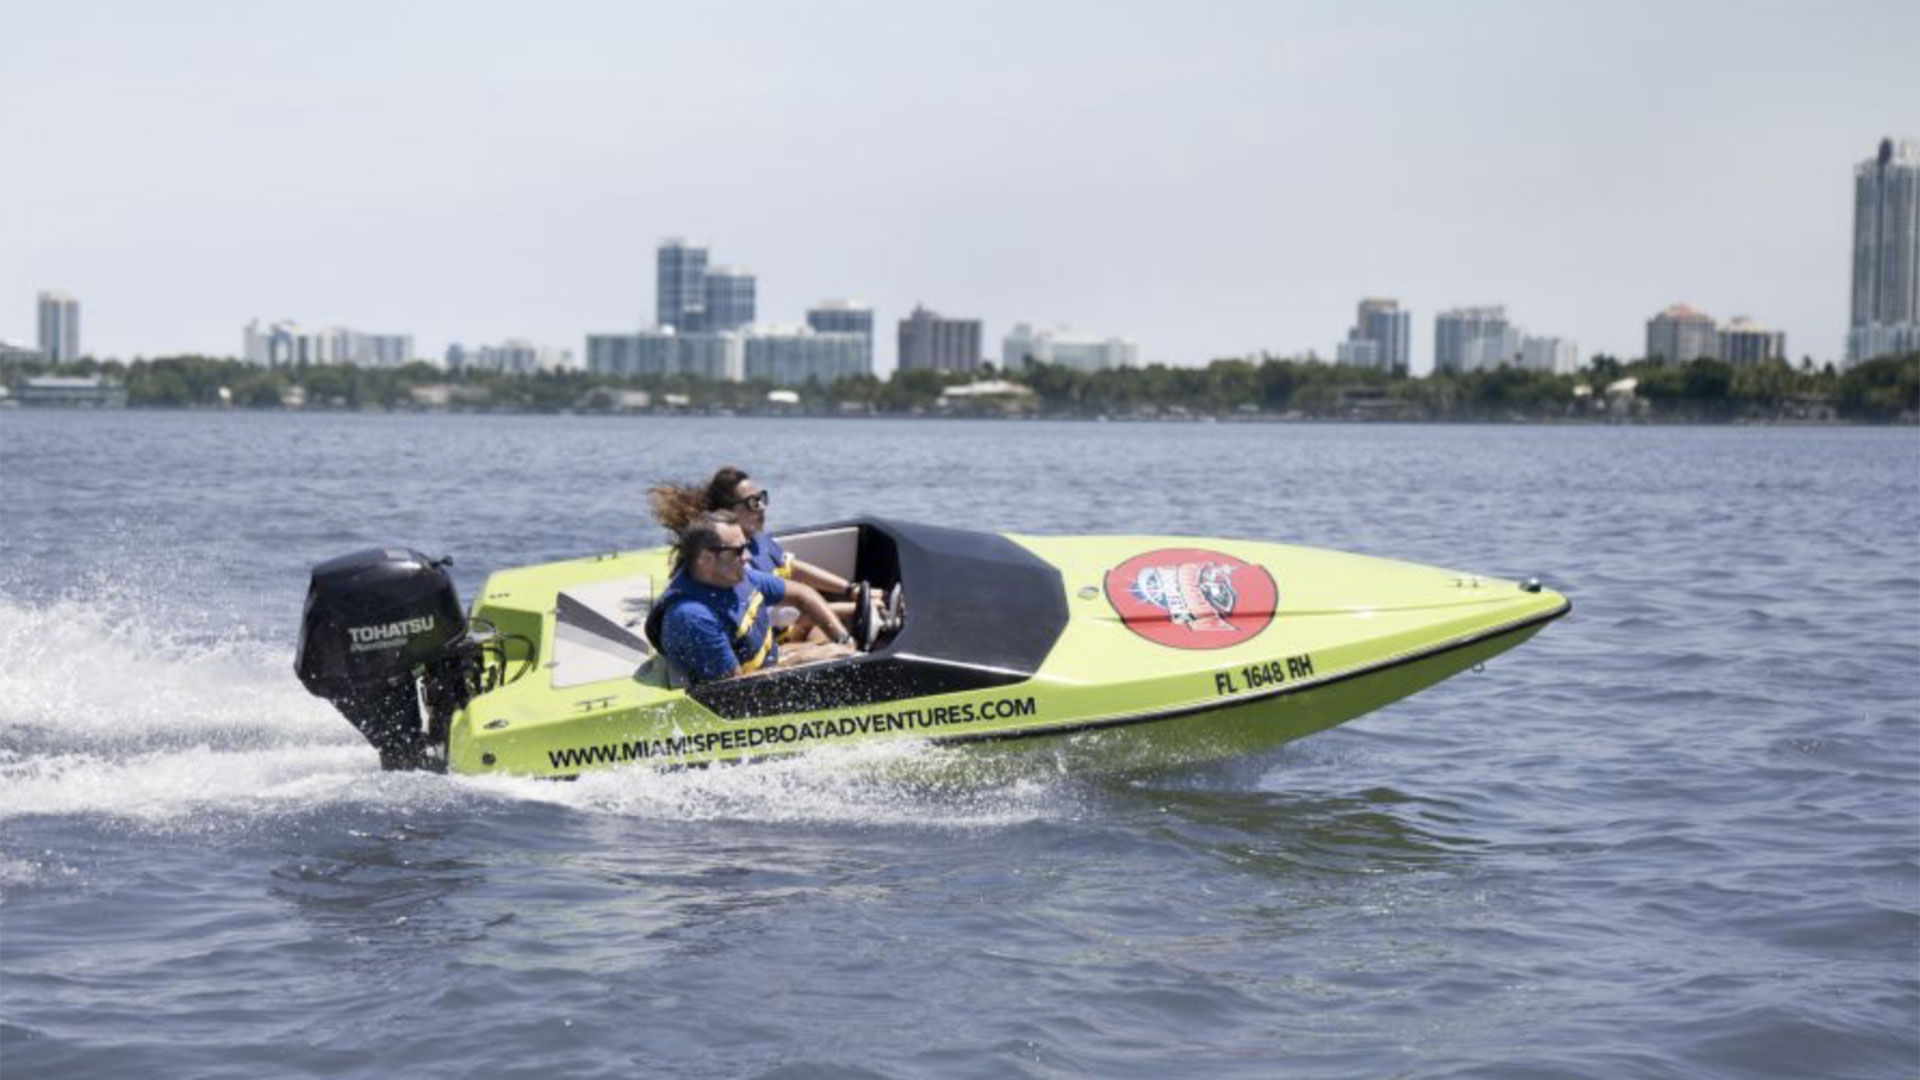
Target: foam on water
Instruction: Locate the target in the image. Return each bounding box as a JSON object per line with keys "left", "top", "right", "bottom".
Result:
{"left": 0, "top": 589, "right": 379, "bottom": 825}
{"left": 0, "top": 590, "right": 1087, "bottom": 832}
{"left": 0, "top": 590, "right": 342, "bottom": 749}
{"left": 461, "top": 740, "right": 1085, "bottom": 829}
{"left": 0, "top": 853, "right": 72, "bottom": 898}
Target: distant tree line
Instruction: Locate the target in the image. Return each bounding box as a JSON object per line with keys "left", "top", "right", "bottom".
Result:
{"left": 1010, "top": 353, "right": 1919, "bottom": 423}
{"left": 4, "top": 352, "right": 1916, "bottom": 423}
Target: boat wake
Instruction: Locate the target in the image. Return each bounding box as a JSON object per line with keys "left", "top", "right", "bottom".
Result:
{"left": 0, "top": 592, "right": 1096, "bottom": 833}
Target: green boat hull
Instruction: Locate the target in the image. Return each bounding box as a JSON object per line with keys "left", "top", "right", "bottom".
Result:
{"left": 439, "top": 523, "right": 1569, "bottom": 779}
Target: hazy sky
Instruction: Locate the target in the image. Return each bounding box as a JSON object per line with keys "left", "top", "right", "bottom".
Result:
{"left": 3, "top": 0, "right": 1916, "bottom": 374}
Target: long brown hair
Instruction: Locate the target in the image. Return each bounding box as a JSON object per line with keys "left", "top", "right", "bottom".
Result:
{"left": 648, "top": 465, "right": 750, "bottom": 537}
{"left": 703, "top": 466, "right": 750, "bottom": 513}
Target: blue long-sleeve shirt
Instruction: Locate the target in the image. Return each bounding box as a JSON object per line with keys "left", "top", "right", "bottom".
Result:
{"left": 658, "top": 568, "right": 787, "bottom": 684}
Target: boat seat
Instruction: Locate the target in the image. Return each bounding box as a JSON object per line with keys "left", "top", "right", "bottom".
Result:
{"left": 639, "top": 598, "right": 689, "bottom": 689}
{"left": 550, "top": 574, "right": 653, "bottom": 689}
{"left": 636, "top": 652, "right": 690, "bottom": 690}
{"left": 778, "top": 526, "right": 861, "bottom": 582}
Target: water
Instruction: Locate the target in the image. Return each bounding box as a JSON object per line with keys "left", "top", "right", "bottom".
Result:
{"left": 2, "top": 411, "right": 1916, "bottom": 1080}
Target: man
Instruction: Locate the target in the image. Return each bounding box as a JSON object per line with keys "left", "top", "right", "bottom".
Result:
{"left": 657, "top": 511, "right": 854, "bottom": 684}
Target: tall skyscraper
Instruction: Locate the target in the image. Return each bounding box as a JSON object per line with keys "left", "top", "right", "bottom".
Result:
{"left": 1645, "top": 303, "right": 1719, "bottom": 363}
{"left": 37, "top": 291, "right": 80, "bottom": 362}
{"left": 1848, "top": 137, "right": 1920, "bottom": 363}
{"left": 656, "top": 238, "right": 710, "bottom": 332}
{"left": 897, "top": 305, "right": 982, "bottom": 372}
{"left": 1337, "top": 298, "right": 1410, "bottom": 374}
{"left": 702, "top": 267, "right": 757, "bottom": 332}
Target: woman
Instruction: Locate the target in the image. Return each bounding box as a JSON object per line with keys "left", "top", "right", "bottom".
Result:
{"left": 648, "top": 466, "right": 868, "bottom": 644}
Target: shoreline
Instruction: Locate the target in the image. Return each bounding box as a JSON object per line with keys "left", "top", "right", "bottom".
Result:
{"left": 4, "top": 402, "right": 1913, "bottom": 426}
{"left": 6, "top": 352, "right": 1916, "bottom": 425}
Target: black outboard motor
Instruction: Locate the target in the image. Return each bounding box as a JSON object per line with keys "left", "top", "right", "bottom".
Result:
{"left": 295, "top": 548, "right": 478, "bottom": 771}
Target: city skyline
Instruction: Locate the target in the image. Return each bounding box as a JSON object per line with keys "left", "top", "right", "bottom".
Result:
{"left": 2, "top": 2, "right": 1916, "bottom": 374}
{"left": 0, "top": 277, "right": 1864, "bottom": 378}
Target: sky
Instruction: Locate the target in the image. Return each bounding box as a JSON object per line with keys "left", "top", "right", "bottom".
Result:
{"left": 2, "top": 0, "right": 1916, "bottom": 375}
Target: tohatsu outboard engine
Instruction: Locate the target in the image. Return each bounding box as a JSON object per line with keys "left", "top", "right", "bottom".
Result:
{"left": 295, "top": 548, "right": 480, "bottom": 771}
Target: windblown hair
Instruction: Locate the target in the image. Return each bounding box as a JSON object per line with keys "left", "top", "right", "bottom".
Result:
{"left": 670, "top": 510, "right": 740, "bottom": 573}
{"left": 703, "top": 466, "right": 751, "bottom": 513}
{"left": 647, "top": 481, "right": 708, "bottom": 537}
{"left": 647, "top": 465, "right": 752, "bottom": 537}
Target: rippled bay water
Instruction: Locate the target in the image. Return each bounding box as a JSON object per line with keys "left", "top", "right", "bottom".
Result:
{"left": 2, "top": 411, "right": 1916, "bottom": 1079}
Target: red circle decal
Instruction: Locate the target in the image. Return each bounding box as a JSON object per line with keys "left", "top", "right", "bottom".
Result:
{"left": 1104, "top": 548, "right": 1278, "bottom": 650}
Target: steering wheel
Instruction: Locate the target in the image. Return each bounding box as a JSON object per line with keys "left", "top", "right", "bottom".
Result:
{"left": 851, "top": 581, "right": 875, "bottom": 651}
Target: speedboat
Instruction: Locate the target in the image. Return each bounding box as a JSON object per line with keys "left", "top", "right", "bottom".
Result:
{"left": 295, "top": 519, "right": 1569, "bottom": 778}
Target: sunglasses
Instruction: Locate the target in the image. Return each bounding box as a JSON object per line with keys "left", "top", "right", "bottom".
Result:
{"left": 705, "top": 543, "right": 750, "bottom": 559}
{"left": 732, "top": 491, "right": 769, "bottom": 512}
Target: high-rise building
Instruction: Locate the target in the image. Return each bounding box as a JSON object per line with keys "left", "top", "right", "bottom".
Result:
{"left": 897, "top": 306, "right": 982, "bottom": 372}
{"left": 744, "top": 327, "right": 871, "bottom": 386}
{"left": 807, "top": 299, "right": 874, "bottom": 336}
{"left": 702, "top": 267, "right": 757, "bottom": 332}
{"left": 447, "top": 339, "right": 575, "bottom": 374}
{"left": 1645, "top": 303, "right": 1719, "bottom": 363}
{"left": 336, "top": 329, "right": 412, "bottom": 367}
{"left": 37, "top": 291, "right": 80, "bottom": 362}
{"left": 586, "top": 328, "right": 743, "bottom": 382}
{"left": 1001, "top": 323, "right": 1138, "bottom": 372}
{"left": 1337, "top": 298, "right": 1410, "bottom": 374}
{"left": 607, "top": 238, "right": 872, "bottom": 380}
{"left": 1848, "top": 137, "right": 1920, "bottom": 364}
{"left": 242, "top": 319, "right": 413, "bottom": 367}
{"left": 656, "top": 238, "right": 710, "bottom": 332}
{"left": 806, "top": 301, "right": 873, "bottom": 373}
{"left": 1434, "top": 306, "right": 1516, "bottom": 373}
{"left": 1718, "top": 317, "right": 1786, "bottom": 366}
{"left": 1519, "top": 336, "right": 1580, "bottom": 374}
{"left": 245, "top": 320, "right": 317, "bottom": 366}
{"left": 672, "top": 332, "right": 744, "bottom": 381}
{"left": 585, "top": 334, "right": 640, "bottom": 377}
{"left": 1334, "top": 339, "right": 1381, "bottom": 367}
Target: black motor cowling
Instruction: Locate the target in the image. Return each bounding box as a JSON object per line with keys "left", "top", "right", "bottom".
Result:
{"left": 295, "top": 548, "right": 476, "bottom": 771}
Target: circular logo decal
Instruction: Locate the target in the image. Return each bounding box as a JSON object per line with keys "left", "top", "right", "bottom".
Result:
{"left": 1104, "top": 548, "right": 1278, "bottom": 650}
